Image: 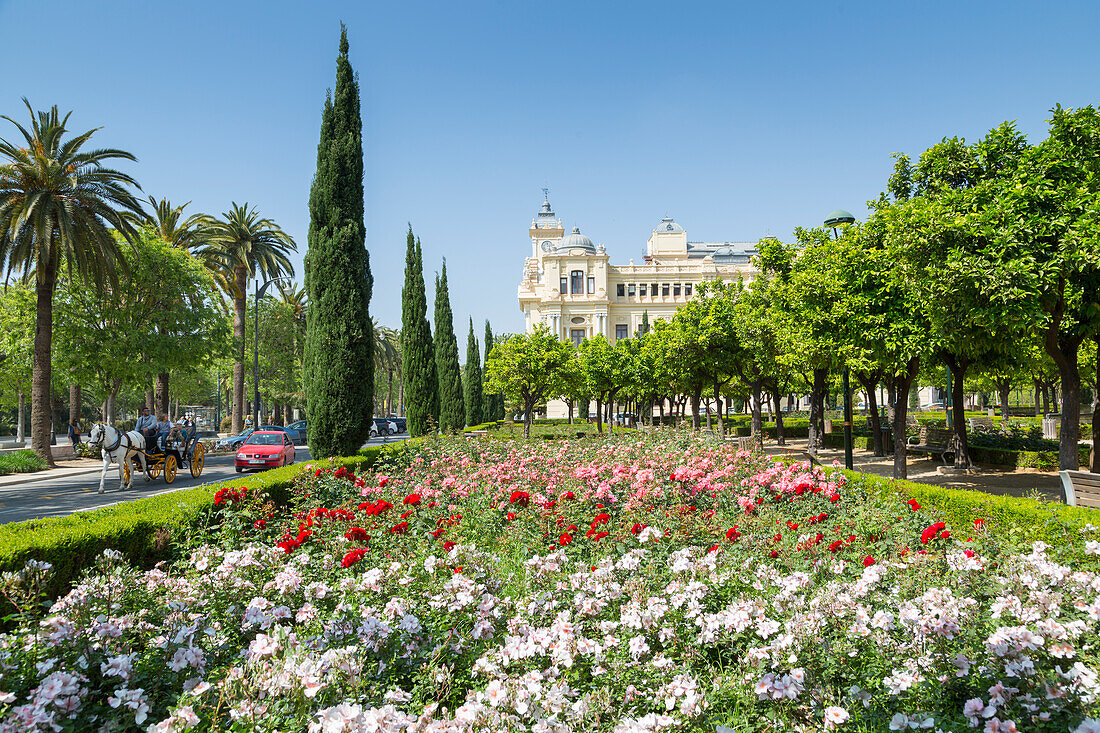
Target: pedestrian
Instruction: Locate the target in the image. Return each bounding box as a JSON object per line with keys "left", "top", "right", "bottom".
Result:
{"left": 67, "top": 417, "right": 82, "bottom": 448}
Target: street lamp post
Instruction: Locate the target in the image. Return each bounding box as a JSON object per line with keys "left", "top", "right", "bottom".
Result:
{"left": 825, "top": 210, "right": 856, "bottom": 471}
{"left": 254, "top": 276, "right": 291, "bottom": 431}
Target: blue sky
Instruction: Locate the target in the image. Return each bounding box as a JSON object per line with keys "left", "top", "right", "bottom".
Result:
{"left": 2, "top": 0, "right": 1099, "bottom": 335}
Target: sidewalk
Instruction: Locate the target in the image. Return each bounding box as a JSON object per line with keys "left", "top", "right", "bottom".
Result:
{"left": 762, "top": 438, "right": 1062, "bottom": 501}
{"left": 0, "top": 458, "right": 104, "bottom": 489}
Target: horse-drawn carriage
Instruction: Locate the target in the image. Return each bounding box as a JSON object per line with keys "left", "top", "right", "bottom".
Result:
{"left": 132, "top": 427, "right": 205, "bottom": 484}
{"left": 89, "top": 422, "right": 206, "bottom": 493}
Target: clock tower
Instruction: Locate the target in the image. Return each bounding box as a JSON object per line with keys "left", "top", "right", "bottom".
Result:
{"left": 529, "top": 190, "right": 564, "bottom": 260}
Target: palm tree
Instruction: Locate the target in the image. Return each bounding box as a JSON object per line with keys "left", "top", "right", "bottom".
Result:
{"left": 137, "top": 195, "right": 210, "bottom": 252}
{"left": 0, "top": 101, "right": 141, "bottom": 463}
{"left": 277, "top": 282, "right": 307, "bottom": 421}
{"left": 372, "top": 320, "right": 401, "bottom": 415}
{"left": 198, "top": 203, "right": 295, "bottom": 433}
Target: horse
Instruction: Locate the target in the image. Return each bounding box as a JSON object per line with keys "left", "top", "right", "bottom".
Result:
{"left": 87, "top": 423, "right": 148, "bottom": 494}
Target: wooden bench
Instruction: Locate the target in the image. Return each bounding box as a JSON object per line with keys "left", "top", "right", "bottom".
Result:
{"left": 737, "top": 435, "right": 762, "bottom": 452}
{"left": 968, "top": 415, "right": 995, "bottom": 432}
{"left": 906, "top": 427, "right": 956, "bottom": 464}
{"left": 464, "top": 430, "right": 488, "bottom": 439}
{"left": 1060, "top": 470, "right": 1100, "bottom": 508}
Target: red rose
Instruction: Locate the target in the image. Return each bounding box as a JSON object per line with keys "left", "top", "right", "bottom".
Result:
{"left": 344, "top": 527, "right": 369, "bottom": 543}
{"left": 403, "top": 494, "right": 421, "bottom": 506}
{"left": 725, "top": 527, "right": 740, "bottom": 541}
{"left": 340, "top": 548, "right": 367, "bottom": 568}
{"left": 907, "top": 499, "right": 921, "bottom": 511}
{"left": 829, "top": 494, "right": 840, "bottom": 503}
{"left": 769, "top": 550, "right": 779, "bottom": 558}
{"left": 510, "top": 490, "right": 530, "bottom": 507}
{"left": 559, "top": 533, "right": 573, "bottom": 546}
{"left": 379, "top": 476, "right": 389, "bottom": 487}
{"left": 506, "top": 512, "right": 516, "bottom": 522}
{"left": 431, "top": 528, "right": 446, "bottom": 537}
{"left": 561, "top": 491, "right": 575, "bottom": 500}
{"left": 964, "top": 549, "right": 975, "bottom": 558}
{"left": 707, "top": 544, "right": 720, "bottom": 554}
{"left": 253, "top": 519, "right": 266, "bottom": 529}
{"left": 828, "top": 540, "right": 843, "bottom": 553}
{"left": 863, "top": 556, "right": 876, "bottom": 567}
{"left": 389, "top": 522, "right": 409, "bottom": 534}
{"left": 631, "top": 523, "right": 645, "bottom": 535}
{"left": 442, "top": 540, "right": 456, "bottom": 551}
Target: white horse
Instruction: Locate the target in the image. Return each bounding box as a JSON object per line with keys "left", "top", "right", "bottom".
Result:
{"left": 87, "top": 423, "right": 148, "bottom": 494}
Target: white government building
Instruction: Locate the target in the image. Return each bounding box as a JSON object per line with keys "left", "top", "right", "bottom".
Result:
{"left": 515, "top": 195, "right": 973, "bottom": 417}
{"left": 517, "top": 195, "right": 759, "bottom": 346}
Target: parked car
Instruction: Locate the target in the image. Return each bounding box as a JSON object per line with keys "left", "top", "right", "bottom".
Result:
{"left": 389, "top": 417, "right": 406, "bottom": 434}
{"left": 216, "top": 428, "right": 253, "bottom": 452}
{"left": 284, "top": 420, "right": 308, "bottom": 444}
{"left": 235, "top": 431, "right": 295, "bottom": 472}
{"left": 369, "top": 418, "right": 398, "bottom": 437}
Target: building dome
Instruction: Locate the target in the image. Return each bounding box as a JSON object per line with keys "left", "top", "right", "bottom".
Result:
{"left": 559, "top": 225, "right": 596, "bottom": 253}
{"left": 655, "top": 216, "right": 684, "bottom": 234}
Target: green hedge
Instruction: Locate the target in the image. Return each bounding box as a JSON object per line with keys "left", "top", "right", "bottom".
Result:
{"left": 0, "top": 446, "right": 395, "bottom": 601}
{"left": 842, "top": 470, "right": 1091, "bottom": 547}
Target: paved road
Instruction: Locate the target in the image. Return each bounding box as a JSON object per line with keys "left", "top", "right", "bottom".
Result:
{"left": 0, "top": 434, "right": 410, "bottom": 524}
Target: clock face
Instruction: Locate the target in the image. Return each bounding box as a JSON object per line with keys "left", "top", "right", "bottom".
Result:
{"left": 541, "top": 241, "right": 553, "bottom": 252}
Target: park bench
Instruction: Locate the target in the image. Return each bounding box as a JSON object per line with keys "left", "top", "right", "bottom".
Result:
{"left": 737, "top": 435, "right": 762, "bottom": 452}
{"left": 464, "top": 430, "right": 488, "bottom": 439}
{"left": 1059, "top": 470, "right": 1100, "bottom": 508}
{"left": 968, "top": 415, "right": 995, "bottom": 432}
{"left": 906, "top": 426, "right": 956, "bottom": 464}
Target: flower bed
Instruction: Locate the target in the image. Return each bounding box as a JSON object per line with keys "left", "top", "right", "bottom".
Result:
{"left": 1, "top": 433, "right": 1099, "bottom": 732}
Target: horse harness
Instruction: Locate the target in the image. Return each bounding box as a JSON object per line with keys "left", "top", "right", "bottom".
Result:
{"left": 97, "top": 424, "right": 129, "bottom": 454}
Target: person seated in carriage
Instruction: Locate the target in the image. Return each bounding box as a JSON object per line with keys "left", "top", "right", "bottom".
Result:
{"left": 153, "top": 414, "right": 173, "bottom": 453}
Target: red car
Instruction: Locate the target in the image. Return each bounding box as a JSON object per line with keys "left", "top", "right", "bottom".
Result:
{"left": 235, "top": 431, "right": 296, "bottom": 472}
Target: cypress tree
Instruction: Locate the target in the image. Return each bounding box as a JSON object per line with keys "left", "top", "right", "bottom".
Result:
{"left": 303, "top": 24, "right": 372, "bottom": 457}
{"left": 463, "top": 317, "right": 484, "bottom": 426}
{"left": 401, "top": 227, "right": 438, "bottom": 436}
{"left": 640, "top": 310, "right": 650, "bottom": 336}
{"left": 433, "top": 260, "right": 465, "bottom": 431}
{"left": 484, "top": 320, "right": 504, "bottom": 420}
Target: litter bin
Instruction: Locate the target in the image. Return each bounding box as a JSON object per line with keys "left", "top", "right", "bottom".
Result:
{"left": 1042, "top": 416, "right": 1059, "bottom": 441}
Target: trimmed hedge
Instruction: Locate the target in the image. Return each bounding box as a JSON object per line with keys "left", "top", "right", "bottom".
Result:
{"left": 0, "top": 446, "right": 396, "bottom": 601}
{"left": 842, "top": 469, "right": 1091, "bottom": 548}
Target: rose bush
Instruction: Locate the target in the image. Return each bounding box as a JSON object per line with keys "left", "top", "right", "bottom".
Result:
{"left": 0, "top": 431, "right": 1098, "bottom": 732}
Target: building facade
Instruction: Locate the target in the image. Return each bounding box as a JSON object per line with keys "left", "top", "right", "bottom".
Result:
{"left": 517, "top": 196, "right": 759, "bottom": 347}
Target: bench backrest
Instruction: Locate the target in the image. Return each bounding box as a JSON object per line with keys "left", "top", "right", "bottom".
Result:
{"left": 920, "top": 427, "right": 954, "bottom": 447}
{"left": 1059, "top": 470, "right": 1100, "bottom": 508}
{"left": 906, "top": 414, "right": 919, "bottom": 428}
{"left": 968, "top": 415, "right": 994, "bottom": 430}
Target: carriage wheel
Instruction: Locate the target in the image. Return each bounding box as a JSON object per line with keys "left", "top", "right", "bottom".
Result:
{"left": 147, "top": 460, "right": 161, "bottom": 480}
{"left": 121, "top": 461, "right": 131, "bottom": 486}
{"left": 190, "top": 442, "right": 205, "bottom": 478}
{"left": 164, "top": 454, "right": 178, "bottom": 484}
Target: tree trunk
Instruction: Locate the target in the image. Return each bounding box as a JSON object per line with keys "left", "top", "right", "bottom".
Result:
{"left": 31, "top": 272, "right": 57, "bottom": 465}
{"left": 523, "top": 394, "right": 534, "bottom": 439}
{"left": 567, "top": 399, "right": 574, "bottom": 425}
{"left": 808, "top": 367, "right": 827, "bottom": 454}
{"left": 886, "top": 384, "right": 896, "bottom": 425}
{"left": 714, "top": 376, "right": 724, "bottom": 438}
{"left": 751, "top": 383, "right": 763, "bottom": 438}
{"left": 1092, "top": 338, "right": 1099, "bottom": 473}
{"left": 68, "top": 383, "right": 81, "bottom": 429}
{"left": 996, "top": 379, "right": 1012, "bottom": 423}
{"left": 1034, "top": 380, "right": 1042, "bottom": 417}
{"left": 16, "top": 391, "right": 25, "bottom": 443}
{"left": 770, "top": 388, "right": 785, "bottom": 445}
{"left": 891, "top": 357, "right": 920, "bottom": 479}
{"left": 690, "top": 388, "right": 701, "bottom": 431}
{"left": 232, "top": 290, "right": 247, "bottom": 433}
{"left": 154, "top": 372, "right": 169, "bottom": 417}
{"left": 942, "top": 353, "right": 972, "bottom": 469}
{"left": 595, "top": 398, "right": 603, "bottom": 433}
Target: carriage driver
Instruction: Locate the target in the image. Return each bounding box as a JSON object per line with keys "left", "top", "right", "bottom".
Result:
{"left": 135, "top": 408, "right": 157, "bottom": 443}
